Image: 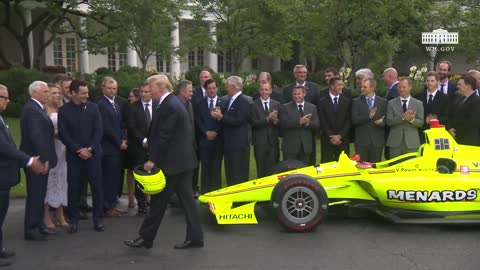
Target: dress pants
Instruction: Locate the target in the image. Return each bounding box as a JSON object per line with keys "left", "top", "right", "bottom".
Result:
{"left": 389, "top": 139, "right": 417, "bottom": 159}
{"left": 254, "top": 144, "right": 279, "bottom": 178}
{"left": 139, "top": 170, "right": 203, "bottom": 243}
{"left": 0, "top": 189, "right": 10, "bottom": 250}
{"left": 199, "top": 141, "right": 222, "bottom": 194}
{"left": 67, "top": 155, "right": 104, "bottom": 226}
{"left": 321, "top": 139, "right": 350, "bottom": 163}
{"left": 24, "top": 170, "right": 48, "bottom": 236}
{"left": 355, "top": 145, "right": 384, "bottom": 163}
{"left": 224, "top": 147, "right": 250, "bottom": 186}
{"left": 101, "top": 154, "right": 121, "bottom": 210}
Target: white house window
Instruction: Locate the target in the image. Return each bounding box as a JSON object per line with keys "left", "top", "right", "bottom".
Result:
{"left": 107, "top": 47, "right": 127, "bottom": 71}
{"left": 53, "top": 37, "right": 78, "bottom": 72}
{"left": 217, "top": 50, "right": 232, "bottom": 73}
{"left": 156, "top": 52, "right": 171, "bottom": 73}
{"left": 188, "top": 48, "right": 204, "bottom": 68}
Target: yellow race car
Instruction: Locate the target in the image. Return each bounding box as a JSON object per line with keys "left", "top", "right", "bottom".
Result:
{"left": 198, "top": 120, "right": 480, "bottom": 231}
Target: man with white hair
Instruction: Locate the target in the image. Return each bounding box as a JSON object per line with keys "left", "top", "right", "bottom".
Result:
{"left": 282, "top": 64, "right": 320, "bottom": 104}
{"left": 20, "top": 81, "right": 57, "bottom": 241}
{"left": 211, "top": 76, "right": 251, "bottom": 185}
{"left": 382, "top": 68, "right": 399, "bottom": 100}
{"left": 355, "top": 68, "right": 374, "bottom": 90}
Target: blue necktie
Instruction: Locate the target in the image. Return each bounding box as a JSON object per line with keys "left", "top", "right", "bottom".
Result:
{"left": 209, "top": 99, "right": 214, "bottom": 111}
{"left": 367, "top": 97, "right": 374, "bottom": 111}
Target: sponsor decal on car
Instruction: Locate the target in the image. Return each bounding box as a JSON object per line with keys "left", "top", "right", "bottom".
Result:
{"left": 218, "top": 213, "right": 254, "bottom": 220}
{"left": 387, "top": 189, "right": 477, "bottom": 202}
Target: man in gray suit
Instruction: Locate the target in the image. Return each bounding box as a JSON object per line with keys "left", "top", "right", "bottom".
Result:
{"left": 279, "top": 85, "right": 320, "bottom": 165}
{"left": 386, "top": 77, "right": 424, "bottom": 158}
{"left": 352, "top": 78, "right": 387, "bottom": 162}
{"left": 251, "top": 82, "right": 281, "bottom": 177}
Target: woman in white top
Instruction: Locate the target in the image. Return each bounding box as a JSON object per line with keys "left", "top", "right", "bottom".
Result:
{"left": 44, "top": 83, "right": 68, "bottom": 229}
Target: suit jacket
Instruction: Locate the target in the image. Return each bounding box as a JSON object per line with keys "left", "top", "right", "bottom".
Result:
{"left": 250, "top": 98, "right": 281, "bottom": 147}
{"left": 447, "top": 93, "right": 480, "bottom": 146}
{"left": 351, "top": 95, "right": 387, "bottom": 147}
{"left": 279, "top": 101, "right": 319, "bottom": 154}
{"left": 415, "top": 90, "right": 450, "bottom": 130}
{"left": 194, "top": 96, "right": 223, "bottom": 148}
{"left": 441, "top": 80, "right": 458, "bottom": 97}
{"left": 220, "top": 93, "right": 251, "bottom": 151}
{"left": 127, "top": 100, "right": 156, "bottom": 164}
{"left": 386, "top": 96, "right": 424, "bottom": 148}
{"left": 282, "top": 81, "right": 320, "bottom": 104}
{"left": 19, "top": 99, "right": 57, "bottom": 168}
{"left": 0, "top": 117, "right": 30, "bottom": 189}
{"left": 148, "top": 94, "right": 198, "bottom": 175}
{"left": 385, "top": 82, "right": 399, "bottom": 101}
{"left": 97, "top": 96, "right": 126, "bottom": 155}
{"left": 58, "top": 101, "right": 104, "bottom": 160}
{"left": 317, "top": 95, "right": 352, "bottom": 141}
{"left": 192, "top": 86, "right": 205, "bottom": 106}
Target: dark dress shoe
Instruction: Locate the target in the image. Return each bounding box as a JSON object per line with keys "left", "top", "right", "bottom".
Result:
{"left": 79, "top": 212, "right": 89, "bottom": 220}
{"left": 124, "top": 237, "right": 153, "bottom": 249}
{"left": 39, "top": 228, "right": 57, "bottom": 236}
{"left": 94, "top": 223, "right": 105, "bottom": 232}
{"left": 0, "top": 249, "right": 15, "bottom": 259}
{"left": 0, "top": 261, "right": 11, "bottom": 267}
{"left": 24, "top": 232, "right": 47, "bottom": 241}
{"left": 174, "top": 240, "right": 204, "bottom": 249}
{"left": 69, "top": 223, "right": 79, "bottom": 234}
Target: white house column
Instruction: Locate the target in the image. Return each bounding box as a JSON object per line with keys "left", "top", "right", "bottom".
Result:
{"left": 170, "top": 22, "right": 181, "bottom": 79}
{"left": 208, "top": 23, "right": 218, "bottom": 72}
{"left": 127, "top": 47, "right": 137, "bottom": 67}
{"left": 23, "top": 8, "right": 34, "bottom": 68}
{"left": 79, "top": 18, "right": 89, "bottom": 73}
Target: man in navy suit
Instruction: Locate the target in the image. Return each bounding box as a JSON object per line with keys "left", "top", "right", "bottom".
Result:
{"left": 437, "top": 61, "right": 457, "bottom": 98}
{"left": 0, "top": 84, "right": 45, "bottom": 267}
{"left": 20, "top": 81, "right": 57, "bottom": 241}
{"left": 192, "top": 69, "right": 212, "bottom": 106}
{"left": 124, "top": 74, "right": 203, "bottom": 250}
{"left": 383, "top": 68, "right": 399, "bottom": 101}
{"left": 96, "top": 77, "right": 127, "bottom": 217}
{"left": 194, "top": 78, "right": 223, "bottom": 193}
{"left": 211, "top": 76, "right": 251, "bottom": 186}
{"left": 58, "top": 79, "right": 105, "bottom": 233}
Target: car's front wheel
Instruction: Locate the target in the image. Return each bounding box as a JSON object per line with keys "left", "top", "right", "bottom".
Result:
{"left": 271, "top": 174, "right": 328, "bottom": 232}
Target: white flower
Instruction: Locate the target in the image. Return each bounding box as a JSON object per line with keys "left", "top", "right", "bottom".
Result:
{"left": 410, "top": 66, "right": 417, "bottom": 72}
{"left": 416, "top": 70, "right": 422, "bottom": 76}
{"left": 409, "top": 72, "right": 415, "bottom": 79}
{"left": 421, "top": 66, "right": 428, "bottom": 73}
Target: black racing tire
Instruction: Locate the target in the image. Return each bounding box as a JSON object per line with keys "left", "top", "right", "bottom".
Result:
{"left": 271, "top": 174, "right": 328, "bottom": 232}
{"left": 273, "top": 160, "right": 306, "bottom": 174}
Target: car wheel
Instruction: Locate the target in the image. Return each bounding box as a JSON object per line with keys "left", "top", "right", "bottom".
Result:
{"left": 273, "top": 160, "right": 306, "bottom": 174}
{"left": 271, "top": 174, "right": 328, "bottom": 231}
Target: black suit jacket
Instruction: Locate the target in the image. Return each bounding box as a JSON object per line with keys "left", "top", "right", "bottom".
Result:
{"left": 127, "top": 100, "right": 155, "bottom": 164}
{"left": 97, "top": 96, "right": 126, "bottom": 155}
{"left": 220, "top": 94, "right": 251, "bottom": 151}
{"left": 415, "top": 90, "right": 450, "bottom": 130}
{"left": 250, "top": 98, "right": 281, "bottom": 147}
{"left": 194, "top": 96, "right": 223, "bottom": 148}
{"left": 0, "top": 117, "right": 30, "bottom": 189}
{"left": 58, "top": 101, "right": 104, "bottom": 160}
{"left": 282, "top": 81, "right": 320, "bottom": 104}
{"left": 148, "top": 94, "right": 198, "bottom": 175}
{"left": 192, "top": 86, "right": 205, "bottom": 106}
{"left": 447, "top": 93, "right": 480, "bottom": 146}
{"left": 317, "top": 95, "right": 352, "bottom": 141}
{"left": 385, "top": 82, "right": 399, "bottom": 101}
{"left": 319, "top": 87, "right": 353, "bottom": 100}
{"left": 252, "top": 89, "right": 284, "bottom": 104}
{"left": 19, "top": 99, "right": 57, "bottom": 168}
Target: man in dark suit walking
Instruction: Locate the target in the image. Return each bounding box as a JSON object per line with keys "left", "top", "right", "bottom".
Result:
{"left": 211, "top": 76, "right": 251, "bottom": 186}
{"left": 386, "top": 77, "right": 424, "bottom": 158}
{"left": 194, "top": 78, "right": 223, "bottom": 193}
{"left": 96, "top": 77, "right": 127, "bottom": 217}
{"left": 447, "top": 75, "right": 480, "bottom": 146}
{"left": 352, "top": 78, "right": 387, "bottom": 162}
{"left": 251, "top": 82, "right": 281, "bottom": 177}
{"left": 318, "top": 77, "right": 352, "bottom": 162}
{"left": 415, "top": 71, "right": 450, "bottom": 143}
{"left": 0, "top": 84, "right": 45, "bottom": 267}
{"left": 20, "top": 81, "right": 57, "bottom": 241}
{"left": 58, "top": 79, "right": 105, "bottom": 233}
{"left": 124, "top": 74, "right": 203, "bottom": 250}
{"left": 280, "top": 85, "right": 320, "bottom": 165}
{"left": 126, "top": 83, "right": 153, "bottom": 214}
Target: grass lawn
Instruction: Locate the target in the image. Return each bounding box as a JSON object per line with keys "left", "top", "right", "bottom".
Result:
{"left": 5, "top": 117, "right": 354, "bottom": 197}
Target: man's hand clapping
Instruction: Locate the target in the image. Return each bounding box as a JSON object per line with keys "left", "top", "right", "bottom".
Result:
{"left": 403, "top": 110, "right": 416, "bottom": 122}
{"left": 299, "top": 113, "right": 312, "bottom": 126}
{"left": 267, "top": 110, "right": 278, "bottom": 124}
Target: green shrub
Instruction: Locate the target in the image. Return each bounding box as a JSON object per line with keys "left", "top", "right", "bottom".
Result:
{"left": 0, "top": 68, "right": 51, "bottom": 117}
